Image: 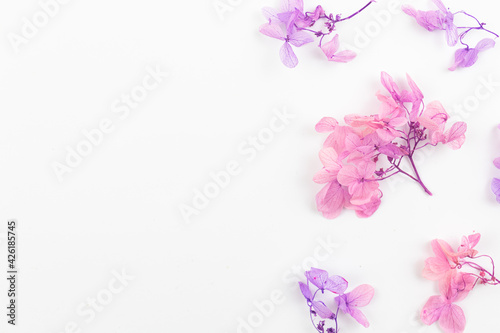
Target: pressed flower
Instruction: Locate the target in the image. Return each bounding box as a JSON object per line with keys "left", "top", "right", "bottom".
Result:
{"left": 260, "top": 0, "right": 374, "bottom": 68}
{"left": 403, "top": 0, "right": 498, "bottom": 70}
{"left": 299, "top": 268, "right": 373, "bottom": 332}
{"left": 315, "top": 72, "right": 467, "bottom": 219}
{"left": 421, "top": 234, "right": 500, "bottom": 333}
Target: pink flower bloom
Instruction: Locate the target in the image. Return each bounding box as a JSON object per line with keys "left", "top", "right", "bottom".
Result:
{"left": 320, "top": 34, "right": 357, "bottom": 63}
{"left": 335, "top": 284, "right": 374, "bottom": 328}
{"left": 337, "top": 162, "right": 379, "bottom": 205}
{"left": 421, "top": 234, "right": 500, "bottom": 332}
{"left": 315, "top": 73, "right": 466, "bottom": 219}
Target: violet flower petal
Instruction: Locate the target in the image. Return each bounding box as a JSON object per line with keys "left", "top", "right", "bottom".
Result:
{"left": 299, "top": 282, "right": 313, "bottom": 301}
{"left": 288, "top": 30, "right": 314, "bottom": 47}
{"left": 280, "top": 42, "right": 298, "bottom": 68}
{"left": 259, "top": 23, "right": 286, "bottom": 40}
{"left": 492, "top": 178, "right": 500, "bottom": 203}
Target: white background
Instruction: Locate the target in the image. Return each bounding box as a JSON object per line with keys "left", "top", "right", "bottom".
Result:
{"left": 1, "top": 0, "right": 500, "bottom": 332}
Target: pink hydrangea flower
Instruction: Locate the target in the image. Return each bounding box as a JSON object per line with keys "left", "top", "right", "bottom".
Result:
{"left": 421, "top": 234, "right": 500, "bottom": 333}
{"left": 315, "top": 72, "right": 467, "bottom": 219}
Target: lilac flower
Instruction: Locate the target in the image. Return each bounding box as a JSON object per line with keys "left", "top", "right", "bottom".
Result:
{"left": 259, "top": 22, "right": 314, "bottom": 68}
{"left": 299, "top": 268, "right": 373, "bottom": 333}
{"left": 449, "top": 38, "right": 496, "bottom": 71}
{"left": 260, "top": 0, "right": 375, "bottom": 68}
{"left": 431, "top": 0, "right": 458, "bottom": 46}
{"left": 402, "top": 0, "right": 498, "bottom": 70}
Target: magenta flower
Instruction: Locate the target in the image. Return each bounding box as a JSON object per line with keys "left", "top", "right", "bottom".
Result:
{"left": 402, "top": 0, "right": 498, "bottom": 70}
{"left": 421, "top": 234, "right": 500, "bottom": 333}
{"left": 449, "top": 38, "right": 496, "bottom": 71}
{"left": 260, "top": 0, "right": 375, "bottom": 68}
{"left": 299, "top": 268, "right": 373, "bottom": 333}
{"left": 315, "top": 72, "right": 467, "bottom": 219}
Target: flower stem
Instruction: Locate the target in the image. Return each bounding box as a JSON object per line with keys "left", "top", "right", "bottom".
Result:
{"left": 407, "top": 154, "right": 433, "bottom": 196}
{"left": 335, "top": 0, "right": 375, "bottom": 23}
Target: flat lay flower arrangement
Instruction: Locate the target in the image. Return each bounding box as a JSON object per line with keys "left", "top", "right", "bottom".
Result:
{"left": 258, "top": 1, "right": 500, "bottom": 332}
{"left": 314, "top": 72, "right": 467, "bottom": 219}
{"left": 421, "top": 233, "right": 499, "bottom": 333}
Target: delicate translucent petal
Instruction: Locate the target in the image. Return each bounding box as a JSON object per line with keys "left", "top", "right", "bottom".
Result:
{"left": 315, "top": 117, "right": 338, "bottom": 133}
{"left": 449, "top": 48, "right": 468, "bottom": 71}
{"left": 423, "top": 257, "right": 451, "bottom": 280}
{"left": 331, "top": 50, "right": 357, "bottom": 63}
{"left": 352, "top": 192, "right": 382, "bottom": 218}
{"left": 438, "top": 304, "right": 466, "bottom": 333}
{"left": 461, "top": 49, "right": 479, "bottom": 68}
{"left": 431, "top": 0, "right": 448, "bottom": 14}
{"left": 316, "top": 181, "right": 349, "bottom": 219}
{"left": 491, "top": 178, "right": 500, "bottom": 204}
{"left": 280, "top": 42, "right": 298, "bottom": 68}
{"left": 446, "top": 24, "right": 459, "bottom": 47}
{"left": 313, "top": 168, "right": 338, "bottom": 184}
{"left": 299, "top": 282, "right": 312, "bottom": 301}
{"left": 444, "top": 122, "right": 466, "bottom": 150}
{"left": 345, "top": 284, "right": 374, "bottom": 307}
{"left": 348, "top": 307, "right": 370, "bottom": 327}
{"left": 311, "top": 301, "right": 334, "bottom": 319}
{"left": 289, "top": 30, "right": 314, "bottom": 47}
{"left": 305, "top": 268, "right": 329, "bottom": 289}
{"left": 321, "top": 34, "right": 340, "bottom": 59}
{"left": 475, "top": 38, "right": 495, "bottom": 51}
{"left": 401, "top": 5, "right": 417, "bottom": 17}
{"left": 259, "top": 23, "right": 286, "bottom": 40}
{"left": 319, "top": 147, "right": 340, "bottom": 169}
{"left": 407, "top": 73, "right": 423, "bottom": 100}
{"left": 421, "top": 295, "right": 447, "bottom": 325}
{"left": 262, "top": 7, "right": 279, "bottom": 21}
{"left": 324, "top": 275, "right": 348, "bottom": 294}
{"left": 337, "top": 165, "right": 358, "bottom": 187}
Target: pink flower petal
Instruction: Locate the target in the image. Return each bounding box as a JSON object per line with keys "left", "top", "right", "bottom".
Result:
{"left": 421, "top": 295, "right": 447, "bottom": 325}
{"left": 444, "top": 122, "right": 466, "bottom": 150}
{"left": 321, "top": 34, "right": 340, "bottom": 59}
{"left": 349, "top": 307, "right": 370, "bottom": 327}
{"left": 331, "top": 50, "right": 357, "bottom": 63}
{"left": 315, "top": 117, "right": 338, "bottom": 133}
{"left": 316, "top": 181, "right": 348, "bottom": 219}
{"left": 493, "top": 157, "right": 500, "bottom": 170}
{"left": 438, "top": 304, "right": 466, "bottom": 333}
{"left": 345, "top": 284, "right": 374, "bottom": 307}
